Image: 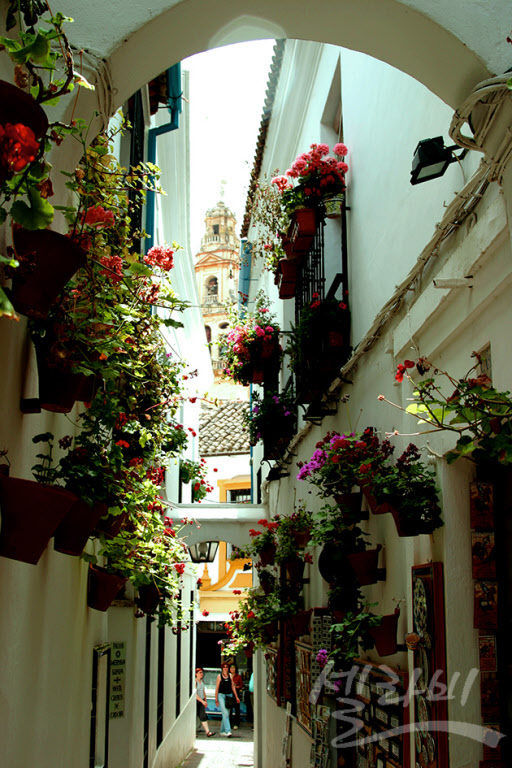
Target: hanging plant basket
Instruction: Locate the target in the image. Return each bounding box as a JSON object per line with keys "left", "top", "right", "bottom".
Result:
{"left": 75, "top": 374, "right": 103, "bottom": 403}
{"left": 323, "top": 194, "right": 344, "bottom": 219}
{"left": 390, "top": 507, "right": 438, "bottom": 537}
{"left": 10, "top": 228, "right": 86, "bottom": 319}
{"left": 258, "top": 572, "right": 276, "bottom": 595}
{"left": 87, "top": 564, "right": 127, "bottom": 612}
{"left": 53, "top": 499, "right": 108, "bottom": 556}
{"left": 288, "top": 208, "right": 317, "bottom": 256}
{"left": 0, "top": 80, "right": 48, "bottom": 138}
{"left": 274, "top": 259, "right": 298, "bottom": 299}
{"left": 0, "top": 475, "right": 76, "bottom": 564}
{"left": 137, "top": 583, "right": 161, "bottom": 614}
{"left": 370, "top": 607, "right": 400, "bottom": 656}
{"left": 346, "top": 545, "right": 383, "bottom": 587}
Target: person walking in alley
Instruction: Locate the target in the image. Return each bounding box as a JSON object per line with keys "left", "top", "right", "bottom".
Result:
{"left": 195, "top": 667, "right": 214, "bottom": 737}
{"left": 215, "top": 661, "right": 240, "bottom": 737}
{"left": 229, "top": 663, "right": 244, "bottom": 729}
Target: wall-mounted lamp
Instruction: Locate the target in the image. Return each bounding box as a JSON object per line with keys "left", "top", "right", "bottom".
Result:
{"left": 188, "top": 541, "right": 219, "bottom": 563}
{"left": 410, "top": 137, "right": 465, "bottom": 185}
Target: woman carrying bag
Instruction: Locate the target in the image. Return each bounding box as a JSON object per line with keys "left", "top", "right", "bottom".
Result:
{"left": 195, "top": 667, "right": 214, "bottom": 737}
{"left": 215, "top": 661, "right": 240, "bottom": 737}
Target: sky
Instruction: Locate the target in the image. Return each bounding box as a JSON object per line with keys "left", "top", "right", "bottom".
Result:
{"left": 182, "top": 40, "right": 276, "bottom": 256}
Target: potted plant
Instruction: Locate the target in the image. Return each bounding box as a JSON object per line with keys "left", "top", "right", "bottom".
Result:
{"left": 384, "top": 352, "right": 512, "bottom": 466}
{"left": 297, "top": 427, "right": 393, "bottom": 510}
{"left": 223, "top": 292, "right": 282, "bottom": 386}
{"left": 248, "top": 517, "right": 280, "bottom": 565}
{"left": 329, "top": 604, "right": 382, "bottom": 669}
{"left": 0, "top": 442, "right": 77, "bottom": 565}
{"left": 179, "top": 458, "right": 214, "bottom": 502}
{"left": 368, "top": 443, "right": 444, "bottom": 536}
{"left": 243, "top": 389, "right": 296, "bottom": 459}
{"left": 287, "top": 294, "right": 351, "bottom": 393}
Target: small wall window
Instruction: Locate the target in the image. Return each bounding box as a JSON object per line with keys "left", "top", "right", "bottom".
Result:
{"left": 219, "top": 322, "right": 228, "bottom": 330}
{"left": 212, "top": 224, "right": 219, "bottom": 235}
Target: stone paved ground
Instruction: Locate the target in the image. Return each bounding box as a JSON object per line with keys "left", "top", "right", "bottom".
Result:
{"left": 179, "top": 722, "right": 254, "bottom": 768}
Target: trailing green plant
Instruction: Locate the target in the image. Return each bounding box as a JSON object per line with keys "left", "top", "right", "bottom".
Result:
{"left": 286, "top": 294, "right": 350, "bottom": 373}
{"left": 329, "top": 604, "right": 382, "bottom": 668}
{"left": 247, "top": 172, "right": 291, "bottom": 272}
{"left": 383, "top": 352, "right": 512, "bottom": 465}
{"left": 311, "top": 503, "right": 369, "bottom": 549}
{"left": 243, "top": 388, "right": 296, "bottom": 446}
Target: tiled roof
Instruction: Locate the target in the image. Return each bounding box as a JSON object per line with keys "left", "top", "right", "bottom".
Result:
{"left": 199, "top": 400, "right": 250, "bottom": 456}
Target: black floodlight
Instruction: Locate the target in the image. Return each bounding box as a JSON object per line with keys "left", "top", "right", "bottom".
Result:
{"left": 410, "top": 137, "right": 460, "bottom": 185}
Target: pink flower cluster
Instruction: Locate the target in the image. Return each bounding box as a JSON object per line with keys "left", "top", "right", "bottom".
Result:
{"left": 274, "top": 142, "right": 349, "bottom": 201}
{"left": 143, "top": 244, "right": 175, "bottom": 271}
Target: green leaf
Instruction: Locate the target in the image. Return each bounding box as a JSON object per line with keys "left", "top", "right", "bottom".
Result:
{"left": 0, "top": 287, "right": 17, "bottom": 319}
{"left": 11, "top": 188, "right": 54, "bottom": 229}
{"left": 81, "top": 553, "right": 97, "bottom": 564}
{"left": 32, "top": 432, "right": 54, "bottom": 443}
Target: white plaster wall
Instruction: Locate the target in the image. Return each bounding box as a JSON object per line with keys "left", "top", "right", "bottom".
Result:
{"left": 246, "top": 38, "right": 512, "bottom": 768}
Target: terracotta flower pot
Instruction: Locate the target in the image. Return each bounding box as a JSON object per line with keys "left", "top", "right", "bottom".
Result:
{"left": 346, "top": 545, "right": 382, "bottom": 587}
{"left": 0, "top": 80, "right": 48, "bottom": 138}
{"left": 53, "top": 499, "right": 108, "bottom": 556}
{"left": 35, "top": 351, "right": 87, "bottom": 413}
{"left": 289, "top": 208, "right": 317, "bottom": 256}
{"left": 359, "top": 481, "right": 395, "bottom": 516}
{"left": 93, "top": 510, "right": 129, "bottom": 538}
{"left": 137, "top": 583, "right": 161, "bottom": 614}
{"left": 259, "top": 573, "right": 276, "bottom": 595}
{"left": 327, "top": 330, "right": 345, "bottom": 347}
{"left": 292, "top": 529, "right": 311, "bottom": 548}
{"left": 370, "top": 607, "right": 400, "bottom": 656}
{"left": 259, "top": 543, "right": 276, "bottom": 566}
{"left": 87, "top": 564, "right": 127, "bottom": 612}
{"left": 243, "top": 642, "right": 255, "bottom": 658}
{"left": 318, "top": 543, "right": 353, "bottom": 584}
{"left": 10, "top": 228, "right": 86, "bottom": 319}
{"left": 333, "top": 492, "right": 363, "bottom": 517}
{"left": 261, "top": 620, "right": 279, "bottom": 644}
{"left": 275, "top": 259, "right": 297, "bottom": 299}
{"left": 0, "top": 476, "right": 76, "bottom": 564}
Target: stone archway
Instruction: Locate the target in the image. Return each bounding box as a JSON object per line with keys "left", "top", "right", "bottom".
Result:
{"left": 70, "top": 0, "right": 497, "bottom": 117}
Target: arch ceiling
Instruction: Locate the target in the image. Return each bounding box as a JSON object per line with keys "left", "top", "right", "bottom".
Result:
{"left": 61, "top": 0, "right": 508, "bottom": 111}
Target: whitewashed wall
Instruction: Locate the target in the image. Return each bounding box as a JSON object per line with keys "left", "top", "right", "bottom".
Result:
{"left": 248, "top": 39, "right": 511, "bottom": 768}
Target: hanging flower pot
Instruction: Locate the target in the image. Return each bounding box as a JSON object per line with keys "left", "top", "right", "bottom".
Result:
{"left": 137, "top": 583, "right": 161, "bottom": 614}
{"left": 346, "top": 545, "right": 383, "bottom": 587}
{"left": 35, "top": 350, "right": 87, "bottom": 413}
{"left": 0, "top": 475, "right": 76, "bottom": 564}
{"left": 283, "top": 557, "right": 305, "bottom": 582}
{"left": 261, "top": 620, "right": 279, "bottom": 644}
{"left": 0, "top": 80, "right": 48, "bottom": 138}
{"left": 87, "top": 564, "right": 127, "bottom": 612}
{"left": 327, "top": 330, "right": 345, "bottom": 347}
{"left": 323, "top": 194, "right": 344, "bottom": 219}
{"left": 390, "top": 507, "right": 438, "bottom": 537}
{"left": 53, "top": 499, "right": 108, "bottom": 556}
{"left": 370, "top": 607, "right": 400, "bottom": 656}
{"left": 359, "top": 480, "right": 395, "bottom": 516}
{"left": 243, "top": 642, "right": 255, "bottom": 658}
{"left": 288, "top": 207, "right": 317, "bottom": 256}
{"left": 10, "top": 228, "right": 87, "bottom": 319}
{"left": 258, "top": 572, "right": 276, "bottom": 595}
{"left": 275, "top": 259, "right": 297, "bottom": 299}
{"left": 289, "top": 610, "right": 312, "bottom": 638}
{"left": 291, "top": 529, "right": 311, "bottom": 548}
{"left": 259, "top": 542, "right": 277, "bottom": 566}
{"left": 93, "top": 509, "right": 128, "bottom": 538}
{"left": 333, "top": 492, "right": 364, "bottom": 518}
{"left": 75, "top": 374, "right": 103, "bottom": 403}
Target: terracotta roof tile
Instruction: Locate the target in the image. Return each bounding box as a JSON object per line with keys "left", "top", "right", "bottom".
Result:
{"left": 199, "top": 400, "right": 250, "bottom": 456}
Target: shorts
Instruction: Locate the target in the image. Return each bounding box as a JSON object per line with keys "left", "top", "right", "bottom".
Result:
{"left": 197, "top": 701, "right": 207, "bottom": 722}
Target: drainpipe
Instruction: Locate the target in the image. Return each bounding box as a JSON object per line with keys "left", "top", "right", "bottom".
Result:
{"left": 145, "top": 63, "right": 183, "bottom": 249}
{"left": 239, "top": 240, "right": 253, "bottom": 501}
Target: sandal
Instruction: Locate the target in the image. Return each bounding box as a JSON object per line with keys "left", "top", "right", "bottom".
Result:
{"left": 207, "top": 732, "right": 214, "bottom": 737}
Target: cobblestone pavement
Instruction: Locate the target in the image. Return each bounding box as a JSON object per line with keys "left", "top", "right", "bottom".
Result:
{"left": 179, "top": 722, "right": 254, "bottom": 768}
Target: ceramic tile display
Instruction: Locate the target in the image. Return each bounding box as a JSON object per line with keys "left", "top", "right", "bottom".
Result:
{"left": 352, "top": 660, "right": 410, "bottom": 768}
{"left": 295, "top": 642, "right": 313, "bottom": 734}
{"left": 310, "top": 705, "right": 330, "bottom": 768}
{"left": 411, "top": 563, "right": 448, "bottom": 768}
{"left": 265, "top": 646, "right": 280, "bottom": 704}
